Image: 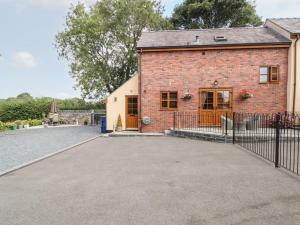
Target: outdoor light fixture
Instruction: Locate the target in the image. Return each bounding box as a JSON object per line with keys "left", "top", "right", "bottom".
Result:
{"left": 213, "top": 80, "right": 218, "bottom": 86}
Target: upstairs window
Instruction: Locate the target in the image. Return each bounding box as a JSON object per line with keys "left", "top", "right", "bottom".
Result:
{"left": 270, "top": 66, "right": 279, "bottom": 83}
{"left": 161, "top": 91, "right": 178, "bottom": 110}
{"left": 260, "top": 66, "right": 269, "bottom": 83}
{"left": 260, "top": 66, "right": 279, "bottom": 83}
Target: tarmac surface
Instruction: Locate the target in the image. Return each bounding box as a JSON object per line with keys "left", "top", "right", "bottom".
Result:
{"left": 0, "top": 136, "right": 299, "bottom": 225}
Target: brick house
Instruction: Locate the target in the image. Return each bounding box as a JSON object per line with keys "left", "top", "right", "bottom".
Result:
{"left": 105, "top": 25, "right": 292, "bottom": 133}
{"left": 137, "top": 27, "right": 291, "bottom": 132}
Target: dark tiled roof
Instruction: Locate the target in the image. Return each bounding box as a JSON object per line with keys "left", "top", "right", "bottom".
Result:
{"left": 268, "top": 18, "right": 300, "bottom": 35}
{"left": 137, "top": 27, "right": 291, "bottom": 49}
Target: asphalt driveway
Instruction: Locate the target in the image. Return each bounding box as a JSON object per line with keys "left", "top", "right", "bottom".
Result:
{"left": 0, "top": 136, "right": 299, "bottom": 225}
{"left": 0, "top": 126, "right": 99, "bottom": 172}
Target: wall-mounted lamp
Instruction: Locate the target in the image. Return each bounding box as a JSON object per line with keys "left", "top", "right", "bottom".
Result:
{"left": 213, "top": 80, "right": 218, "bottom": 87}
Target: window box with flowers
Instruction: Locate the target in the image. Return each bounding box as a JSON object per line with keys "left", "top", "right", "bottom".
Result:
{"left": 181, "top": 93, "right": 193, "bottom": 100}
{"left": 240, "top": 89, "right": 253, "bottom": 100}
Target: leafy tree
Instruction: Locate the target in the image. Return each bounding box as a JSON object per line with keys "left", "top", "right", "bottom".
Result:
{"left": 16, "top": 92, "right": 33, "bottom": 101}
{"left": 170, "top": 0, "right": 262, "bottom": 29}
{"left": 56, "top": 0, "right": 170, "bottom": 99}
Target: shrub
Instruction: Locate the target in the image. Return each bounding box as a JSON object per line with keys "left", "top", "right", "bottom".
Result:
{"left": 0, "top": 121, "right": 17, "bottom": 131}
{"left": 28, "top": 119, "right": 43, "bottom": 127}
{"left": 5, "top": 122, "right": 17, "bottom": 130}
{"left": 15, "top": 120, "right": 22, "bottom": 126}
{"left": 116, "top": 114, "right": 122, "bottom": 128}
{"left": 0, "top": 121, "right": 6, "bottom": 131}
{"left": 0, "top": 95, "right": 104, "bottom": 122}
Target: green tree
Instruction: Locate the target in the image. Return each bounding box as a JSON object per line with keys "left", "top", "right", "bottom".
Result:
{"left": 170, "top": 0, "right": 262, "bottom": 29}
{"left": 56, "top": 0, "right": 170, "bottom": 99}
{"left": 16, "top": 92, "right": 33, "bottom": 101}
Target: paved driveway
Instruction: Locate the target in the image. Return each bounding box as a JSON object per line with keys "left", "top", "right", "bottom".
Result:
{"left": 0, "top": 126, "right": 99, "bottom": 172}
{"left": 0, "top": 136, "right": 299, "bottom": 225}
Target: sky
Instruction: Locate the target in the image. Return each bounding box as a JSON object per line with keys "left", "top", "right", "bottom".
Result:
{"left": 0, "top": 0, "right": 299, "bottom": 99}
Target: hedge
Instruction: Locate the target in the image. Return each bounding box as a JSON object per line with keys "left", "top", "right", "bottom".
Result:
{"left": 0, "top": 97, "right": 103, "bottom": 122}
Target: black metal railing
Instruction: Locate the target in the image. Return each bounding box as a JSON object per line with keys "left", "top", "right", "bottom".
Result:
{"left": 234, "top": 112, "right": 300, "bottom": 175}
{"left": 173, "top": 111, "right": 231, "bottom": 135}
{"left": 172, "top": 111, "right": 300, "bottom": 176}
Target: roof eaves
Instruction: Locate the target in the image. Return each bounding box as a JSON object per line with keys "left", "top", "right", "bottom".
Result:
{"left": 137, "top": 41, "right": 291, "bottom": 50}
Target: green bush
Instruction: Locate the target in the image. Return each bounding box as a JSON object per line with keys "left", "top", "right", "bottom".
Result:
{"left": 5, "top": 122, "right": 17, "bottom": 130}
{"left": 15, "top": 120, "right": 22, "bottom": 126}
{"left": 0, "top": 121, "right": 6, "bottom": 131}
{"left": 0, "top": 94, "right": 104, "bottom": 122}
{"left": 0, "top": 121, "right": 17, "bottom": 132}
{"left": 28, "top": 119, "right": 43, "bottom": 127}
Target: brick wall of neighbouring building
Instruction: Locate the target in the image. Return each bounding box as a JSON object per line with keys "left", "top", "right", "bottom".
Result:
{"left": 139, "top": 47, "right": 289, "bottom": 132}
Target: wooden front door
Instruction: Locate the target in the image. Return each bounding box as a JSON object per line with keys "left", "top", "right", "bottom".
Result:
{"left": 199, "top": 88, "right": 232, "bottom": 126}
{"left": 125, "top": 96, "right": 138, "bottom": 130}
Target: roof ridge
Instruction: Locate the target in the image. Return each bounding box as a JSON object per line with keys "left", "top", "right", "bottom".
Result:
{"left": 269, "top": 17, "right": 300, "bottom": 20}
{"left": 143, "top": 26, "right": 265, "bottom": 33}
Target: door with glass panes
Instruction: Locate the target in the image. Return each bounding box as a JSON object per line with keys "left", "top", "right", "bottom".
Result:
{"left": 125, "top": 96, "right": 138, "bottom": 129}
{"left": 199, "top": 88, "right": 232, "bottom": 126}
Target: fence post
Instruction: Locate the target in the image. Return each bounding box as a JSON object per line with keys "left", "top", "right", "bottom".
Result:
{"left": 225, "top": 112, "right": 228, "bottom": 136}
{"left": 275, "top": 113, "right": 280, "bottom": 168}
{"left": 173, "top": 111, "right": 176, "bottom": 131}
{"left": 232, "top": 112, "right": 236, "bottom": 144}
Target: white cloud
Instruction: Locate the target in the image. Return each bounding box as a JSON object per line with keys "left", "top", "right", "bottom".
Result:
{"left": 11, "top": 51, "right": 38, "bottom": 68}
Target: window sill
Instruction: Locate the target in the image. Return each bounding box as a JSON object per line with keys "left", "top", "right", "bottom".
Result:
{"left": 160, "top": 109, "right": 178, "bottom": 111}
{"left": 259, "top": 82, "right": 279, "bottom": 84}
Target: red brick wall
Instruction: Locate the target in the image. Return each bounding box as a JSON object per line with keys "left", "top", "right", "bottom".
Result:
{"left": 140, "top": 48, "right": 289, "bottom": 132}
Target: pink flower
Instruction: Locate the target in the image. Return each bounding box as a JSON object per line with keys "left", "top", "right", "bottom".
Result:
{"left": 240, "top": 89, "right": 253, "bottom": 100}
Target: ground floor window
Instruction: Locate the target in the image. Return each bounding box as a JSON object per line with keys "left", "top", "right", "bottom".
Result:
{"left": 161, "top": 91, "right": 178, "bottom": 110}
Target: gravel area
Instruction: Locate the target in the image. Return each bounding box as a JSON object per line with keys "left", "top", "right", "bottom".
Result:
{"left": 0, "top": 126, "right": 99, "bottom": 172}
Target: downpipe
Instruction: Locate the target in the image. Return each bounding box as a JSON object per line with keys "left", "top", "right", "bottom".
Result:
{"left": 292, "top": 35, "right": 300, "bottom": 114}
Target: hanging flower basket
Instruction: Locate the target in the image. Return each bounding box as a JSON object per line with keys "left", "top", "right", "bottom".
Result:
{"left": 181, "top": 93, "right": 193, "bottom": 100}
{"left": 240, "top": 89, "right": 253, "bottom": 100}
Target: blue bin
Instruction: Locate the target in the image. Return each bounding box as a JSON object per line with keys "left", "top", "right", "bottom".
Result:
{"left": 99, "top": 116, "right": 107, "bottom": 133}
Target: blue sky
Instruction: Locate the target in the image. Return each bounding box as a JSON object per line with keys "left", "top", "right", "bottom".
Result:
{"left": 0, "top": 0, "right": 299, "bottom": 99}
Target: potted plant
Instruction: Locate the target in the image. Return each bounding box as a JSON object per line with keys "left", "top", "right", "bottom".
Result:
{"left": 116, "top": 114, "right": 122, "bottom": 132}
{"left": 240, "top": 89, "right": 253, "bottom": 100}
{"left": 181, "top": 92, "right": 193, "bottom": 100}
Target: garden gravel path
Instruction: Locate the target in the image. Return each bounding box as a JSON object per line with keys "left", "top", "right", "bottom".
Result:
{"left": 0, "top": 126, "right": 99, "bottom": 172}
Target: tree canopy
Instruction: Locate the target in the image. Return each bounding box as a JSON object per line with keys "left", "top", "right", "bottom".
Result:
{"left": 170, "top": 0, "right": 262, "bottom": 29}
{"left": 16, "top": 92, "right": 34, "bottom": 101}
{"left": 56, "top": 0, "right": 170, "bottom": 99}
